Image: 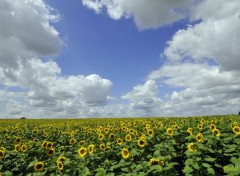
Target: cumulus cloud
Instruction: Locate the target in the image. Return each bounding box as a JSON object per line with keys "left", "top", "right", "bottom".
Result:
{"left": 82, "top": 0, "right": 194, "bottom": 29}
{"left": 122, "top": 80, "right": 161, "bottom": 115}
{"left": 145, "top": 0, "right": 240, "bottom": 116}
{"left": 0, "top": 0, "right": 113, "bottom": 118}
{"left": 164, "top": 0, "right": 240, "bottom": 71}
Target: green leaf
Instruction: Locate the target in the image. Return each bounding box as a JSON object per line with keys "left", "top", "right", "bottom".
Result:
{"left": 205, "top": 157, "right": 216, "bottom": 162}
{"left": 230, "top": 157, "right": 240, "bottom": 165}
{"left": 202, "top": 163, "right": 211, "bottom": 168}
{"left": 183, "top": 166, "right": 193, "bottom": 174}
{"left": 27, "top": 160, "right": 37, "bottom": 170}
{"left": 3, "top": 171, "right": 13, "bottom": 176}
{"left": 81, "top": 167, "right": 90, "bottom": 176}
{"left": 207, "top": 167, "right": 215, "bottom": 175}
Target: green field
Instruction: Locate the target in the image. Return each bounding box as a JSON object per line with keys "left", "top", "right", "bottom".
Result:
{"left": 0, "top": 115, "right": 240, "bottom": 175}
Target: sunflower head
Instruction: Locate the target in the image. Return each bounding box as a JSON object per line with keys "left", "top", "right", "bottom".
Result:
{"left": 21, "top": 144, "right": 27, "bottom": 152}
{"left": 166, "top": 128, "right": 174, "bottom": 136}
{"left": 195, "top": 133, "right": 204, "bottom": 143}
{"left": 78, "top": 147, "right": 87, "bottom": 157}
{"left": 125, "top": 134, "right": 132, "bottom": 142}
{"left": 99, "top": 143, "right": 106, "bottom": 151}
{"left": 210, "top": 124, "right": 216, "bottom": 130}
{"left": 46, "top": 142, "right": 53, "bottom": 149}
{"left": 57, "top": 161, "right": 64, "bottom": 171}
{"left": 15, "top": 137, "right": 22, "bottom": 144}
{"left": 14, "top": 144, "right": 21, "bottom": 152}
{"left": 0, "top": 150, "right": 5, "bottom": 159}
{"left": 43, "top": 133, "right": 48, "bottom": 138}
{"left": 57, "top": 156, "right": 66, "bottom": 163}
{"left": 98, "top": 134, "right": 104, "bottom": 141}
{"left": 88, "top": 144, "right": 95, "bottom": 154}
{"left": 69, "top": 138, "right": 76, "bottom": 145}
{"left": 147, "top": 129, "right": 154, "bottom": 137}
{"left": 198, "top": 124, "right": 203, "bottom": 130}
{"left": 212, "top": 129, "right": 221, "bottom": 137}
{"left": 121, "top": 148, "right": 130, "bottom": 159}
{"left": 149, "top": 158, "right": 159, "bottom": 165}
{"left": 34, "top": 161, "right": 44, "bottom": 172}
{"left": 137, "top": 138, "right": 146, "bottom": 148}
{"left": 117, "top": 138, "right": 123, "bottom": 145}
{"left": 187, "top": 127, "right": 193, "bottom": 135}
{"left": 47, "top": 148, "right": 55, "bottom": 157}
{"left": 188, "top": 142, "right": 198, "bottom": 152}
{"left": 108, "top": 133, "right": 115, "bottom": 140}
{"left": 232, "top": 126, "right": 240, "bottom": 135}
{"left": 42, "top": 141, "right": 48, "bottom": 149}
{"left": 79, "top": 140, "right": 85, "bottom": 146}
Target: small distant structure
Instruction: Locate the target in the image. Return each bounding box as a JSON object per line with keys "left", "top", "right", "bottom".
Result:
{"left": 239, "top": 111, "right": 240, "bottom": 115}
{"left": 20, "top": 116, "right": 26, "bottom": 120}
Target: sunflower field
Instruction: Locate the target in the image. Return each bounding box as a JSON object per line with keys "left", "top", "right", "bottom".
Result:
{"left": 0, "top": 115, "right": 240, "bottom": 176}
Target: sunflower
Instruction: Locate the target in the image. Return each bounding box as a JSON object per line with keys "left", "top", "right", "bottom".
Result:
{"left": 41, "top": 141, "right": 48, "bottom": 149}
{"left": 34, "top": 161, "right": 44, "bottom": 172}
{"left": 98, "top": 134, "right": 104, "bottom": 141}
{"left": 15, "top": 137, "right": 22, "bottom": 144}
{"left": 195, "top": 133, "right": 204, "bottom": 143}
{"left": 121, "top": 148, "right": 130, "bottom": 159}
{"left": 43, "top": 133, "right": 48, "bottom": 138}
{"left": 232, "top": 126, "right": 240, "bottom": 135}
{"left": 21, "top": 144, "right": 27, "bottom": 152}
{"left": 210, "top": 124, "right": 216, "bottom": 130}
{"left": 149, "top": 158, "right": 159, "bottom": 165}
{"left": 106, "top": 142, "right": 111, "bottom": 150}
{"left": 129, "top": 129, "right": 134, "bottom": 135}
{"left": 46, "top": 142, "right": 53, "bottom": 149}
{"left": 59, "top": 146, "right": 65, "bottom": 152}
{"left": 137, "top": 138, "right": 146, "bottom": 148}
{"left": 57, "top": 156, "right": 66, "bottom": 163}
{"left": 125, "top": 134, "right": 132, "bottom": 142}
{"left": 79, "top": 140, "right": 85, "bottom": 146}
{"left": 78, "top": 147, "right": 87, "bottom": 157}
{"left": 69, "top": 138, "right": 76, "bottom": 145}
{"left": 0, "top": 150, "right": 5, "bottom": 159}
{"left": 14, "top": 144, "right": 21, "bottom": 152}
{"left": 117, "top": 138, "right": 123, "bottom": 145}
{"left": 104, "top": 128, "right": 109, "bottom": 134}
{"left": 99, "top": 143, "right": 106, "bottom": 151}
{"left": 188, "top": 142, "right": 198, "bottom": 152}
{"left": 160, "top": 160, "right": 166, "bottom": 167}
{"left": 198, "top": 124, "right": 203, "bottom": 130}
{"left": 187, "top": 127, "right": 193, "bottom": 135}
{"left": 147, "top": 129, "right": 154, "bottom": 137}
{"left": 140, "top": 134, "right": 146, "bottom": 140}
{"left": 57, "top": 161, "right": 64, "bottom": 171}
{"left": 212, "top": 129, "right": 221, "bottom": 137}
{"left": 166, "top": 128, "right": 174, "bottom": 136}
{"left": 88, "top": 144, "right": 95, "bottom": 154}
{"left": 0, "top": 147, "right": 6, "bottom": 151}
{"left": 47, "top": 148, "right": 55, "bottom": 157}
{"left": 108, "top": 133, "right": 115, "bottom": 140}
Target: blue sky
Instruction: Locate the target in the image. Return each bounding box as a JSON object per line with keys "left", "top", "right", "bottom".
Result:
{"left": 47, "top": 0, "right": 187, "bottom": 97}
{"left": 0, "top": 0, "right": 240, "bottom": 118}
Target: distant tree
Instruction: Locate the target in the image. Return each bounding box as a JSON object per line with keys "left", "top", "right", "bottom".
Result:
{"left": 239, "top": 111, "right": 240, "bottom": 115}
{"left": 20, "top": 117, "right": 26, "bottom": 119}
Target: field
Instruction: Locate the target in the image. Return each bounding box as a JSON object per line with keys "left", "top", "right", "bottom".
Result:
{"left": 0, "top": 115, "right": 240, "bottom": 176}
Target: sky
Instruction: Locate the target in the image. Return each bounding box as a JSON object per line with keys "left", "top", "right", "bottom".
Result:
{"left": 0, "top": 0, "right": 240, "bottom": 118}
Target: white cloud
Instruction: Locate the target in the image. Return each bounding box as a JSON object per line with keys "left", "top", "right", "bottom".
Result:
{"left": 145, "top": 0, "right": 240, "bottom": 116}
{"left": 164, "top": 0, "right": 240, "bottom": 71}
{"left": 122, "top": 80, "right": 162, "bottom": 115}
{"left": 0, "top": 0, "right": 113, "bottom": 118}
{"left": 82, "top": 0, "right": 194, "bottom": 29}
